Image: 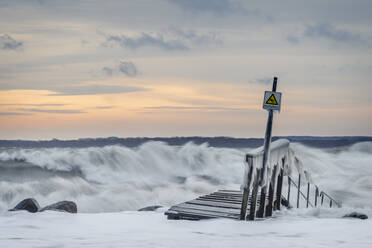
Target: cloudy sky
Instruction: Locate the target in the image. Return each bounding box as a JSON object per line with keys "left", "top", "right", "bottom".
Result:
{"left": 0, "top": 0, "right": 371, "bottom": 139}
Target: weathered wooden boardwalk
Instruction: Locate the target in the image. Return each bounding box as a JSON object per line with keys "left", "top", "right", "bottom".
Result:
{"left": 165, "top": 79, "right": 341, "bottom": 221}
{"left": 165, "top": 189, "right": 267, "bottom": 220}
{"left": 165, "top": 139, "right": 341, "bottom": 221}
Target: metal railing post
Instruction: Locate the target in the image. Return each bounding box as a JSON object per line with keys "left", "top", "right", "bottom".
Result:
{"left": 306, "top": 182, "right": 310, "bottom": 208}
{"left": 266, "top": 165, "right": 278, "bottom": 217}
{"left": 275, "top": 166, "right": 284, "bottom": 210}
{"left": 248, "top": 168, "right": 260, "bottom": 220}
{"left": 297, "top": 174, "right": 301, "bottom": 208}
{"left": 314, "top": 186, "right": 319, "bottom": 207}
{"left": 287, "top": 176, "right": 291, "bottom": 203}
{"left": 240, "top": 159, "right": 253, "bottom": 220}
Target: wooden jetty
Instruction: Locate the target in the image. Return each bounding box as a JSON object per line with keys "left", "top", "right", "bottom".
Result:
{"left": 165, "top": 189, "right": 267, "bottom": 220}
{"left": 165, "top": 139, "right": 341, "bottom": 221}
{"left": 165, "top": 77, "right": 341, "bottom": 221}
{"left": 165, "top": 139, "right": 288, "bottom": 221}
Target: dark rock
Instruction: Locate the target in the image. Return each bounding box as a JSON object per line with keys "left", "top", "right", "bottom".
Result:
{"left": 343, "top": 212, "right": 368, "bottom": 220}
{"left": 9, "top": 198, "right": 40, "bottom": 213}
{"left": 138, "top": 205, "right": 163, "bottom": 211}
{"left": 40, "top": 201, "right": 77, "bottom": 213}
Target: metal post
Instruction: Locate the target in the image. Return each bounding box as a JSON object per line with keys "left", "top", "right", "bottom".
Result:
{"left": 287, "top": 176, "right": 291, "bottom": 203}
{"left": 248, "top": 169, "right": 260, "bottom": 220}
{"left": 266, "top": 165, "right": 277, "bottom": 217}
{"left": 275, "top": 166, "right": 284, "bottom": 210}
{"left": 297, "top": 174, "right": 301, "bottom": 208}
{"left": 259, "top": 77, "right": 278, "bottom": 187}
{"left": 306, "top": 182, "right": 310, "bottom": 208}
{"left": 314, "top": 186, "right": 318, "bottom": 207}
{"left": 257, "top": 77, "right": 278, "bottom": 218}
{"left": 321, "top": 193, "right": 324, "bottom": 206}
{"left": 257, "top": 186, "right": 266, "bottom": 218}
{"left": 240, "top": 160, "right": 253, "bottom": 220}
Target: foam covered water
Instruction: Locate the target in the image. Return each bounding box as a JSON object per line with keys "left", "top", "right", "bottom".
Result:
{"left": 0, "top": 141, "right": 371, "bottom": 213}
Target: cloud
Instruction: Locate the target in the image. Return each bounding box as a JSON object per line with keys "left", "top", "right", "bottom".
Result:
{"left": 103, "top": 27, "right": 221, "bottom": 51}
{"left": 0, "top": 112, "right": 32, "bottom": 116}
{"left": 304, "top": 23, "right": 366, "bottom": 45}
{"left": 102, "top": 61, "right": 139, "bottom": 77}
{"left": 118, "top": 61, "right": 138, "bottom": 77}
{"left": 0, "top": 34, "right": 23, "bottom": 50}
{"left": 102, "top": 67, "right": 114, "bottom": 76}
{"left": 286, "top": 35, "right": 299, "bottom": 44}
{"left": 50, "top": 84, "right": 147, "bottom": 96}
{"left": 16, "top": 108, "right": 85, "bottom": 114}
{"left": 168, "top": 26, "right": 221, "bottom": 45}
{"left": 256, "top": 78, "right": 273, "bottom": 85}
{"left": 167, "top": 0, "right": 245, "bottom": 15}
{"left": 144, "top": 106, "right": 249, "bottom": 111}
{"left": 0, "top": 103, "right": 67, "bottom": 107}
{"left": 94, "top": 106, "right": 113, "bottom": 109}
{"left": 105, "top": 32, "right": 188, "bottom": 50}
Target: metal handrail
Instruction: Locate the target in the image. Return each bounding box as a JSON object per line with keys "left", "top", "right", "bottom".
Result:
{"left": 287, "top": 174, "right": 341, "bottom": 209}
{"left": 320, "top": 191, "right": 342, "bottom": 208}
{"left": 288, "top": 176, "right": 314, "bottom": 207}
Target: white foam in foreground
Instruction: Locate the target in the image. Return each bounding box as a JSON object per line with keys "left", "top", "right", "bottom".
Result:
{"left": 0, "top": 208, "right": 371, "bottom": 248}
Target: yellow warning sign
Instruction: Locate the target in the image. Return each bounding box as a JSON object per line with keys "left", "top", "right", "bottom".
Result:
{"left": 265, "top": 94, "right": 278, "bottom": 105}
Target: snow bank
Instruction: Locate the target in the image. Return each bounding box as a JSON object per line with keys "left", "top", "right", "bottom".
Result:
{"left": 0, "top": 209, "right": 371, "bottom": 248}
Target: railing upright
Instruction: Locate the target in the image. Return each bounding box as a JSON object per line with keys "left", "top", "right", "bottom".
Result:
{"left": 248, "top": 168, "right": 260, "bottom": 220}
{"left": 306, "top": 182, "right": 310, "bottom": 208}
{"left": 265, "top": 165, "right": 278, "bottom": 217}
{"left": 240, "top": 159, "right": 253, "bottom": 220}
{"left": 297, "top": 174, "right": 301, "bottom": 208}
{"left": 275, "top": 166, "right": 284, "bottom": 211}
{"left": 287, "top": 176, "right": 291, "bottom": 204}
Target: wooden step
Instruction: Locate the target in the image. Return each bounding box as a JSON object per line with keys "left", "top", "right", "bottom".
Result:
{"left": 165, "top": 189, "right": 274, "bottom": 220}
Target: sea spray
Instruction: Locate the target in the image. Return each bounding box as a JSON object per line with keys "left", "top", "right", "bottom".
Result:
{"left": 0, "top": 142, "right": 245, "bottom": 212}
{"left": 0, "top": 141, "right": 371, "bottom": 213}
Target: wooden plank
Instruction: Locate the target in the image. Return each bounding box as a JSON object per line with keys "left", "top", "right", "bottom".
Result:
{"left": 187, "top": 199, "right": 243, "bottom": 209}
{"left": 165, "top": 188, "right": 271, "bottom": 221}
{"left": 166, "top": 208, "right": 239, "bottom": 220}
{"left": 207, "top": 196, "right": 244, "bottom": 201}
{"left": 197, "top": 195, "right": 266, "bottom": 205}
{"left": 211, "top": 192, "right": 243, "bottom": 197}
{"left": 205, "top": 195, "right": 243, "bottom": 202}
{"left": 197, "top": 196, "right": 243, "bottom": 204}
{"left": 172, "top": 203, "right": 241, "bottom": 215}
{"left": 209, "top": 193, "right": 243, "bottom": 198}
{"left": 170, "top": 205, "right": 240, "bottom": 217}
{"left": 217, "top": 189, "right": 242, "bottom": 193}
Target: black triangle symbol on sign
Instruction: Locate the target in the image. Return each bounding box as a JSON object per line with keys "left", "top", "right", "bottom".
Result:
{"left": 266, "top": 94, "right": 278, "bottom": 105}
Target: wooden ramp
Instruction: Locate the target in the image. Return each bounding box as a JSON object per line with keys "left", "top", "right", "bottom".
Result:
{"left": 165, "top": 189, "right": 266, "bottom": 220}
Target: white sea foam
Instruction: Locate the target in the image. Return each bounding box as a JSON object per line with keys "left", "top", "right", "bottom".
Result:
{"left": 0, "top": 141, "right": 371, "bottom": 213}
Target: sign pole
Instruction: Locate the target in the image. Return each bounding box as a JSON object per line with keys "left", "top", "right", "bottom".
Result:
{"left": 259, "top": 77, "right": 277, "bottom": 187}
{"left": 257, "top": 77, "right": 278, "bottom": 218}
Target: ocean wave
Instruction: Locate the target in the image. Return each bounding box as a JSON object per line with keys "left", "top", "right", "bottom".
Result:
{"left": 0, "top": 141, "right": 371, "bottom": 213}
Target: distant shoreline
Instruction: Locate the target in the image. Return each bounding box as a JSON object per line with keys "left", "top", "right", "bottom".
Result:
{"left": 1, "top": 136, "right": 371, "bottom": 149}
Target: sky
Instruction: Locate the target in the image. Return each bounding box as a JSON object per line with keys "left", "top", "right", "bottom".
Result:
{"left": 0, "top": 0, "right": 371, "bottom": 140}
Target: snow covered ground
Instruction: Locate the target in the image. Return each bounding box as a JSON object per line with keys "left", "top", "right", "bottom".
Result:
{"left": 1, "top": 142, "right": 372, "bottom": 247}
{"left": 0, "top": 207, "right": 371, "bottom": 248}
